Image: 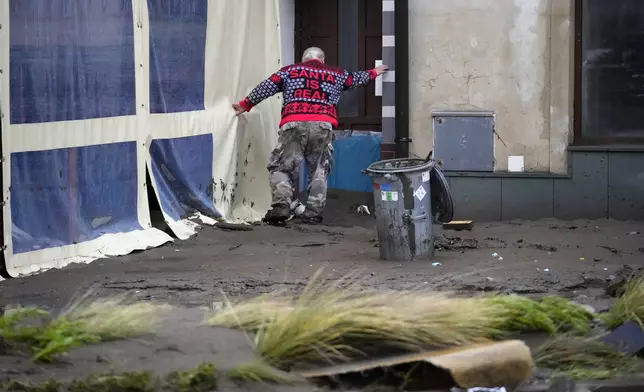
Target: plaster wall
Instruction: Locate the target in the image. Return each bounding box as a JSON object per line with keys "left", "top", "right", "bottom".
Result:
{"left": 409, "top": 0, "right": 573, "bottom": 173}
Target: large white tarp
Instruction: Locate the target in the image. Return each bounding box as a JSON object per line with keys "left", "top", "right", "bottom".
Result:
{"left": 0, "top": 0, "right": 281, "bottom": 277}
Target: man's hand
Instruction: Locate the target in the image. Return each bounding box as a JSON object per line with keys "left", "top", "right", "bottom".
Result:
{"left": 375, "top": 64, "right": 389, "bottom": 76}
{"left": 232, "top": 103, "right": 246, "bottom": 117}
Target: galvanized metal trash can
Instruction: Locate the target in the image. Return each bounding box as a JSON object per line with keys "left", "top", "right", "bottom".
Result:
{"left": 364, "top": 158, "right": 436, "bottom": 262}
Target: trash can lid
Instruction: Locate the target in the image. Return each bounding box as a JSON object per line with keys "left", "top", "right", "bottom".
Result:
{"left": 365, "top": 158, "right": 435, "bottom": 175}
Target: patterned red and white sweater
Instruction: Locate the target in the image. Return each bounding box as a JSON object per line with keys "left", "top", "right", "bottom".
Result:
{"left": 238, "top": 59, "right": 378, "bottom": 128}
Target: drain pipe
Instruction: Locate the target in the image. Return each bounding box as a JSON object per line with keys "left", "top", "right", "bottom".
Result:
{"left": 395, "top": 0, "right": 410, "bottom": 158}
{"left": 0, "top": 117, "right": 6, "bottom": 278}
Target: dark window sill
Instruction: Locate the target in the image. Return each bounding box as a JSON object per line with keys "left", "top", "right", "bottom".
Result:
{"left": 443, "top": 171, "right": 571, "bottom": 179}
{"left": 569, "top": 145, "right": 644, "bottom": 152}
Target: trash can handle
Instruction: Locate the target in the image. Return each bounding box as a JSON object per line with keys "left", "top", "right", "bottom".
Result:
{"left": 365, "top": 159, "right": 435, "bottom": 175}
{"left": 403, "top": 212, "right": 428, "bottom": 225}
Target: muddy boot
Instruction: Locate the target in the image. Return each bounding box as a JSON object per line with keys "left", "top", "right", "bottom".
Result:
{"left": 298, "top": 209, "right": 323, "bottom": 225}
{"left": 263, "top": 204, "right": 291, "bottom": 226}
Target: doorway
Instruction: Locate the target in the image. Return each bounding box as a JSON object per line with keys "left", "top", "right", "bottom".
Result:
{"left": 295, "top": 0, "right": 382, "bottom": 131}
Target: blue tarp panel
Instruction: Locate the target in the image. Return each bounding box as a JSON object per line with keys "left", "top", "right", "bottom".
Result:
{"left": 9, "top": 0, "right": 136, "bottom": 124}
{"left": 328, "top": 131, "right": 382, "bottom": 192}
{"left": 147, "top": 0, "right": 214, "bottom": 224}
{"left": 10, "top": 142, "right": 141, "bottom": 254}
{"left": 149, "top": 134, "right": 220, "bottom": 221}
{"left": 298, "top": 131, "right": 382, "bottom": 194}
{"left": 148, "top": 0, "right": 207, "bottom": 113}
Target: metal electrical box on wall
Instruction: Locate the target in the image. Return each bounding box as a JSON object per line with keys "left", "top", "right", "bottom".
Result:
{"left": 432, "top": 111, "right": 495, "bottom": 172}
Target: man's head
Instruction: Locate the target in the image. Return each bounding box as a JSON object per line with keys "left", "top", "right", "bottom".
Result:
{"left": 302, "top": 47, "right": 325, "bottom": 63}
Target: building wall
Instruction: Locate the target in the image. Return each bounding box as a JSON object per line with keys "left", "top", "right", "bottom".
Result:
{"left": 409, "top": 0, "right": 573, "bottom": 174}
{"left": 279, "top": 0, "right": 295, "bottom": 66}
{"left": 448, "top": 149, "right": 644, "bottom": 222}
{"left": 277, "top": 0, "right": 644, "bottom": 222}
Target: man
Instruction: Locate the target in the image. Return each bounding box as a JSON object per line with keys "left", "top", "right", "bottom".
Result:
{"left": 233, "top": 47, "right": 388, "bottom": 225}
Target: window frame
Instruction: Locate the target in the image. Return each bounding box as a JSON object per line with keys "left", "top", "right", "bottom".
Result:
{"left": 573, "top": 0, "right": 644, "bottom": 146}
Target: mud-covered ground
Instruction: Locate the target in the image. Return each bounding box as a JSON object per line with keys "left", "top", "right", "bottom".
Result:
{"left": 2, "top": 208, "right": 642, "bottom": 311}
{"left": 0, "top": 203, "right": 643, "bottom": 390}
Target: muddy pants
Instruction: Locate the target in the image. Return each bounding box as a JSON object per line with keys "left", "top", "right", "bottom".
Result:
{"left": 268, "top": 121, "right": 334, "bottom": 216}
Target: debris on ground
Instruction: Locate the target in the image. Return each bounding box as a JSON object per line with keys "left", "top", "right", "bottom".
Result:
{"left": 434, "top": 235, "right": 481, "bottom": 251}
{"left": 601, "top": 321, "right": 644, "bottom": 356}
{"left": 443, "top": 220, "right": 474, "bottom": 231}
{"left": 562, "top": 273, "right": 615, "bottom": 292}
{"left": 355, "top": 205, "right": 371, "bottom": 215}
{"left": 299, "top": 340, "right": 532, "bottom": 391}
{"left": 598, "top": 245, "right": 628, "bottom": 255}
{"left": 526, "top": 244, "right": 558, "bottom": 252}
{"left": 214, "top": 222, "right": 254, "bottom": 232}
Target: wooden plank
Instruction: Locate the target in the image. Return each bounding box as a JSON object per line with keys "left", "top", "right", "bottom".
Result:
{"left": 442, "top": 220, "right": 474, "bottom": 231}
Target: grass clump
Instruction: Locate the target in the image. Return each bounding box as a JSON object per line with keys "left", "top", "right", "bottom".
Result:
{"left": 2, "top": 380, "right": 62, "bottom": 392}
{"left": 540, "top": 296, "right": 594, "bottom": 334}
{"left": 487, "top": 295, "right": 557, "bottom": 334}
{"left": 68, "top": 372, "right": 156, "bottom": 392}
{"left": 0, "top": 295, "right": 169, "bottom": 362}
{"left": 534, "top": 335, "right": 641, "bottom": 380}
{"left": 165, "top": 362, "right": 217, "bottom": 392}
{"left": 208, "top": 272, "right": 509, "bottom": 369}
{"left": 1, "top": 372, "right": 155, "bottom": 392}
{"left": 602, "top": 275, "right": 644, "bottom": 330}
{"left": 0, "top": 307, "right": 100, "bottom": 362}
{"left": 487, "top": 295, "right": 594, "bottom": 335}
{"left": 228, "top": 360, "right": 302, "bottom": 384}
{"left": 61, "top": 294, "right": 169, "bottom": 340}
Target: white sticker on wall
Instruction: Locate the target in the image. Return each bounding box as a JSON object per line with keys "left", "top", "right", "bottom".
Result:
{"left": 414, "top": 185, "right": 427, "bottom": 201}
{"left": 381, "top": 191, "right": 398, "bottom": 202}
{"left": 422, "top": 171, "right": 430, "bottom": 183}
{"left": 508, "top": 155, "right": 525, "bottom": 172}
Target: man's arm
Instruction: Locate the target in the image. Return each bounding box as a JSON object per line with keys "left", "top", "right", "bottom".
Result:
{"left": 233, "top": 72, "right": 284, "bottom": 116}
{"left": 342, "top": 64, "right": 388, "bottom": 91}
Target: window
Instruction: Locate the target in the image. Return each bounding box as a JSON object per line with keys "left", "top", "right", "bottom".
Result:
{"left": 295, "top": 0, "right": 382, "bottom": 131}
{"left": 576, "top": 0, "right": 644, "bottom": 144}
{"left": 9, "top": 0, "right": 136, "bottom": 124}
{"left": 148, "top": 0, "right": 207, "bottom": 114}
{"left": 337, "top": 0, "right": 360, "bottom": 117}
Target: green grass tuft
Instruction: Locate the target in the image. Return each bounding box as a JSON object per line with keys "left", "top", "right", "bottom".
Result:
{"left": 1, "top": 380, "right": 62, "bottom": 392}
{"left": 68, "top": 371, "right": 156, "bottom": 392}
{"left": 0, "top": 367, "right": 218, "bottom": 392}
{"left": 534, "top": 334, "right": 642, "bottom": 380}
{"left": 487, "top": 295, "right": 594, "bottom": 335}
{"left": 227, "top": 361, "right": 302, "bottom": 384}
{"left": 602, "top": 275, "right": 644, "bottom": 330}
{"left": 165, "top": 362, "right": 218, "bottom": 392}
{"left": 0, "top": 307, "right": 100, "bottom": 362}
{"left": 540, "top": 296, "right": 594, "bottom": 334}
{"left": 209, "top": 271, "right": 509, "bottom": 369}
{"left": 0, "top": 295, "right": 169, "bottom": 362}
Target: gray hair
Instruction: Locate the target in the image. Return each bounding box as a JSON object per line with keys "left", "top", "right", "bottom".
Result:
{"left": 302, "top": 47, "right": 325, "bottom": 62}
